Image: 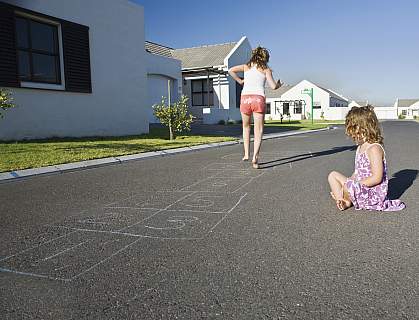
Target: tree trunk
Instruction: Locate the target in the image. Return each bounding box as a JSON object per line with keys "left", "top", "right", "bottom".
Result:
{"left": 169, "top": 125, "right": 174, "bottom": 140}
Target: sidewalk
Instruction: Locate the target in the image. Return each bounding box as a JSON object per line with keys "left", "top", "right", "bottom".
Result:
{"left": 0, "top": 127, "right": 333, "bottom": 182}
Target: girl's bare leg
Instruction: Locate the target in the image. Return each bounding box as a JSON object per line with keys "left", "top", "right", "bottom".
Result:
{"left": 252, "top": 112, "right": 265, "bottom": 168}
{"left": 328, "top": 171, "right": 352, "bottom": 210}
{"left": 241, "top": 112, "right": 251, "bottom": 161}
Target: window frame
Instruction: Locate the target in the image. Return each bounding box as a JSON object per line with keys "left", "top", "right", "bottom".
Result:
{"left": 191, "top": 79, "right": 214, "bottom": 106}
{"left": 15, "top": 11, "right": 66, "bottom": 90}
{"left": 293, "top": 101, "right": 303, "bottom": 114}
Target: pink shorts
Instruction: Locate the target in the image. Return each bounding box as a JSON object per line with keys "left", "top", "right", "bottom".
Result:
{"left": 240, "top": 95, "right": 266, "bottom": 114}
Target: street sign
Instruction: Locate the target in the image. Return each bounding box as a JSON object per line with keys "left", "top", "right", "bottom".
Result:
{"left": 301, "top": 88, "right": 314, "bottom": 124}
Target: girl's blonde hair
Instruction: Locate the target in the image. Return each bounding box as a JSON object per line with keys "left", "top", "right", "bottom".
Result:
{"left": 247, "top": 46, "right": 270, "bottom": 70}
{"left": 345, "top": 105, "right": 383, "bottom": 144}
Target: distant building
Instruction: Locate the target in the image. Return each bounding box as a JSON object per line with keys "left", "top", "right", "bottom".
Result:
{"left": 264, "top": 80, "right": 349, "bottom": 121}
{"left": 348, "top": 101, "right": 368, "bottom": 108}
{"left": 395, "top": 99, "right": 419, "bottom": 119}
{"left": 145, "top": 41, "right": 182, "bottom": 123}
{"left": 171, "top": 36, "right": 252, "bottom": 124}
{"left": 348, "top": 101, "right": 398, "bottom": 120}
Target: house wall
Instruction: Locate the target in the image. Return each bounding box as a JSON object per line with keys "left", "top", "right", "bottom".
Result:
{"left": 373, "top": 107, "right": 398, "bottom": 120}
{"left": 225, "top": 37, "right": 252, "bottom": 116}
{"left": 326, "top": 97, "right": 350, "bottom": 120}
{"left": 265, "top": 80, "right": 351, "bottom": 121}
{"left": 212, "top": 75, "right": 230, "bottom": 109}
{"left": 397, "top": 100, "right": 419, "bottom": 118}
{"left": 0, "top": 0, "right": 147, "bottom": 140}
{"left": 146, "top": 52, "right": 182, "bottom": 123}
{"left": 280, "top": 80, "right": 331, "bottom": 120}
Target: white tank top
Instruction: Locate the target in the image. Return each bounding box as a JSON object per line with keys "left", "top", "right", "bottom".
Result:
{"left": 241, "top": 65, "right": 266, "bottom": 97}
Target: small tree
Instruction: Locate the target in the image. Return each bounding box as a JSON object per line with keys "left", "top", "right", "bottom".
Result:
{"left": 153, "top": 95, "right": 194, "bottom": 140}
{"left": 0, "top": 88, "right": 15, "bottom": 119}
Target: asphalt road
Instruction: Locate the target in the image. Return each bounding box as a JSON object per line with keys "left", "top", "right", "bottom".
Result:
{"left": 1, "top": 121, "right": 418, "bottom": 320}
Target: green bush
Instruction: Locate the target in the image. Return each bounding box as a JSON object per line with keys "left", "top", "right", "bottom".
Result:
{"left": 0, "top": 88, "right": 15, "bottom": 119}
{"left": 218, "top": 119, "right": 226, "bottom": 125}
{"left": 227, "top": 119, "right": 236, "bottom": 125}
{"left": 398, "top": 114, "right": 406, "bottom": 120}
{"left": 153, "top": 95, "right": 194, "bottom": 140}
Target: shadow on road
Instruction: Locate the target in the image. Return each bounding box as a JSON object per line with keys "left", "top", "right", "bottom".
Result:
{"left": 388, "top": 169, "right": 418, "bottom": 199}
{"left": 259, "top": 145, "right": 357, "bottom": 169}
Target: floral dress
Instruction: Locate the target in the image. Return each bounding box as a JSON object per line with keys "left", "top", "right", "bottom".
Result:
{"left": 345, "top": 144, "right": 405, "bottom": 211}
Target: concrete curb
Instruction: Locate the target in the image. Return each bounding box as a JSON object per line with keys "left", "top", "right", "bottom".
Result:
{"left": 0, "top": 127, "right": 333, "bottom": 182}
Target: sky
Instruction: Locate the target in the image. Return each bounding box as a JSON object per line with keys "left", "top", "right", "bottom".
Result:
{"left": 131, "top": 0, "right": 418, "bottom": 105}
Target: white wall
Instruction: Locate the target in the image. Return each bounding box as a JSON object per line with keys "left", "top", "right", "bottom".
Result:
{"left": 373, "top": 107, "right": 398, "bottom": 120}
{"left": 212, "top": 75, "right": 230, "bottom": 109}
{"left": 397, "top": 100, "right": 419, "bottom": 119}
{"left": 225, "top": 36, "right": 252, "bottom": 115}
{"left": 280, "top": 80, "right": 330, "bottom": 120}
{"left": 146, "top": 52, "right": 182, "bottom": 123}
{"left": 0, "top": 0, "right": 148, "bottom": 140}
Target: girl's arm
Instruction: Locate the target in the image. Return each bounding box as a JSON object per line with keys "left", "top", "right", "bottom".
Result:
{"left": 228, "top": 65, "right": 245, "bottom": 85}
{"left": 266, "top": 68, "right": 282, "bottom": 90}
{"left": 359, "top": 145, "right": 384, "bottom": 187}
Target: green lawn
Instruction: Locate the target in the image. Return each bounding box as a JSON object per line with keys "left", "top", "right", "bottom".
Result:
{"left": 263, "top": 119, "right": 344, "bottom": 130}
{"left": 0, "top": 128, "right": 235, "bottom": 173}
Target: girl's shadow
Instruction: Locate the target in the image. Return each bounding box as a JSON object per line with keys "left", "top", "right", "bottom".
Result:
{"left": 388, "top": 169, "right": 418, "bottom": 199}
{"left": 259, "top": 145, "right": 357, "bottom": 169}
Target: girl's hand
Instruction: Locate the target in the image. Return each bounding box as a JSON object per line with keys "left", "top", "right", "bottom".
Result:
{"left": 238, "top": 79, "right": 244, "bottom": 86}
{"left": 276, "top": 80, "right": 283, "bottom": 89}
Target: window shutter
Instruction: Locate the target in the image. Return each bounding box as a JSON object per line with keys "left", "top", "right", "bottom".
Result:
{"left": 0, "top": 2, "right": 19, "bottom": 88}
{"left": 61, "top": 21, "right": 92, "bottom": 93}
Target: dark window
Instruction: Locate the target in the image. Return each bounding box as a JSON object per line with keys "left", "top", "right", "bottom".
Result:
{"left": 283, "top": 102, "right": 290, "bottom": 115}
{"left": 15, "top": 16, "right": 61, "bottom": 84}
{"left": 294, "top": 101, "right": 302, "bottom": 114}
{"left": 402, "top": 110, "right": 407, "bottom": 115}
{"left": 191, "top": 79, "right": 213, "bottom": 106}
{"left": 266, "top": 102, "right": 271, "bottom": 114}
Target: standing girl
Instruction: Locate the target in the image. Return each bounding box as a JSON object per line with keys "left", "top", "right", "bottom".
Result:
{"left": 328, "top": 105, "right": 405, "bottom": 211}
{"left": 229, "top": 47, "right": 282, "bottom": 169}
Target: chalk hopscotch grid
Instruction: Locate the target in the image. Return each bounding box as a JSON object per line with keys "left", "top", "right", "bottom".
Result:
{"left": 0, "top": 160, "right": 258, "bottom": 282}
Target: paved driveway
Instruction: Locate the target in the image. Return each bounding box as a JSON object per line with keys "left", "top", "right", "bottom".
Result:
{"left": 1, "top": 121, "right": 418, "bottom": 319}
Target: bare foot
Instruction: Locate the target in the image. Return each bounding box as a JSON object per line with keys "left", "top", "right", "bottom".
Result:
{"left": 330, "top": 192, "right": 337, "bottom": 201}
{"left": 252, "top": 158, "right": 259, "bottom": 169}
{"left": 242, "top": 156, "right": 249, "bottom": 161}
{"left": 336, "top": 199, "right": 351, "bottom": 211}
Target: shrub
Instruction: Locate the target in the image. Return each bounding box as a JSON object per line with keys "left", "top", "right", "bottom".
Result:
{"left": 227, "top": 119, "right": 236, "bottom": 125}
{"left": 398, "top": 114, "right": 406, "bottom": 120}
{"left": 0, "top": 88, "right": 15, "bottom": 119}
{"left": 153, "top": 95, "right": 194, "bottom": 140}
{"left": 218, "top": 119, "right": 226, "bottom": 125}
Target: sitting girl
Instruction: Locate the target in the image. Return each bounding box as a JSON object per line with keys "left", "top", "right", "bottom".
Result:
{"left": 328, "top": 105, "right": 405, "bottom": 211}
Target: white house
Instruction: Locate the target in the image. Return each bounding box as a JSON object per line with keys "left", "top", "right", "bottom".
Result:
{"left": 171, "top": 36, "right": 252, "bottom": 124}
{"left": 264, "top": 80, "right": 349, "bottom": 121}
{"left": 0, "top": 0, "right": 149, "bottom": 140}
{"left": 145, "top": 41, "right": 182, "bottom": 123}
{"left": 348, "top": 100, "right": 368, "bottom": 108}
{"left": 395, "top": 99, "right": 419, "bottom": 119}
{"left": 349, "top": 100, "right": 398, "bottom": 120}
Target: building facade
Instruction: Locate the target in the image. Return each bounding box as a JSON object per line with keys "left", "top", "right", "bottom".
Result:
{"left": 265, "top": 80, "right": 349, "bottom": 121}
{"left": 0, "top": 0, "right": 148, "bottom": 140}
{"left": 172, "top": 36, "right": 252, "bottom": 124}
{"left": 396, "top": 99, "right": 419, "bottom": 119}
{"left": 145, "top": 41, "right": 182, "bottom": 123}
